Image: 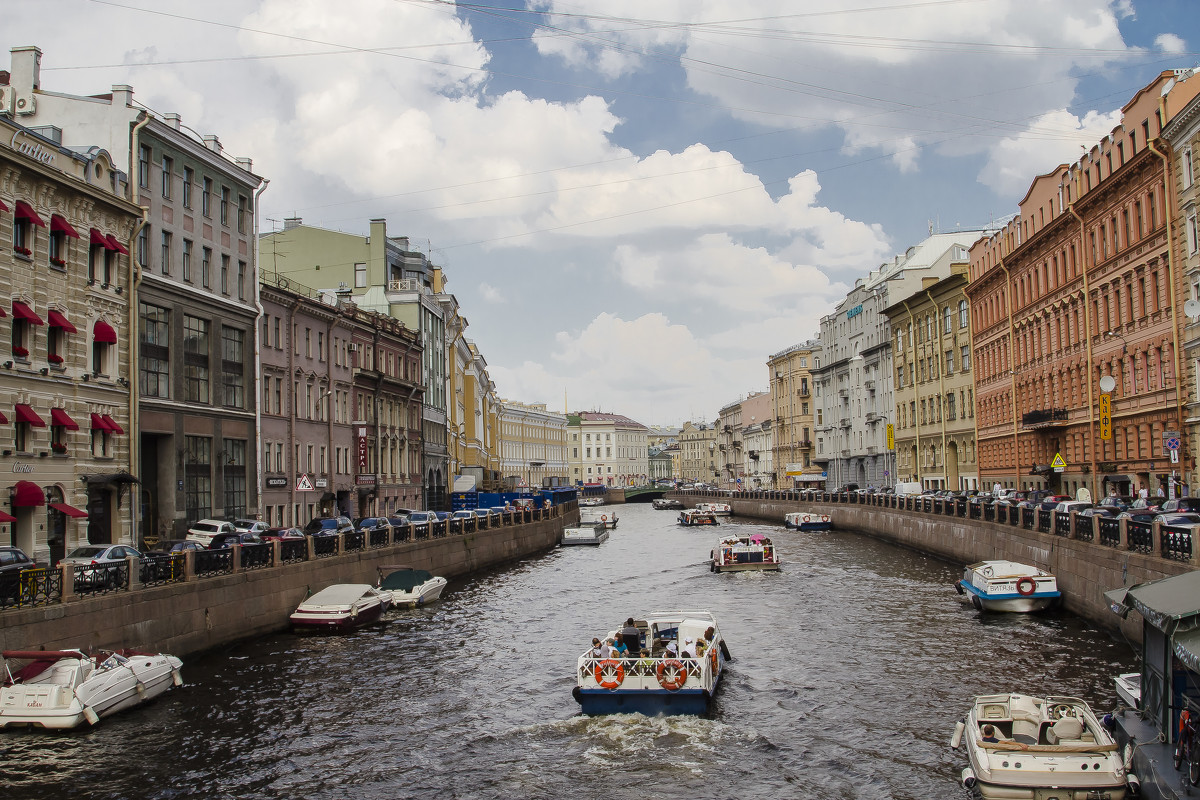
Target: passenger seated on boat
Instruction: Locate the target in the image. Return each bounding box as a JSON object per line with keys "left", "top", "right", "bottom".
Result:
{"left": 621, "top": 618, "right": 641, "bottom": 653}
{"left": 612, "top": 638, "right": 629, "bottom": 658}
{"left": 1045, "top": 716, "right": 1084, "bottom": 745}
{"left": 980, "top": 724, "right": 999, "bottom": 743}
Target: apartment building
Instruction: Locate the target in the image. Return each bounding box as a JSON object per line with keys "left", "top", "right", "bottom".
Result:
{"left": 767, "top": 341, "right": 822, "bottom": 488}
{"left": 497, "top": 400, "right": 569, "bottom": 487}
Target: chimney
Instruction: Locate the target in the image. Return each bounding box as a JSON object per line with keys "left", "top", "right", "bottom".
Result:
{"left": 163, "top": 112, "right": 181, "bottom": 130}
{"left": 9, "top": 46, "right": 41, "bottom": 91}
{"left": 110, "top": 84, "right": 134, "bottom": 109}
{"left": 202, "top": 134, "right": 222, "bottom": 154}
{"left": 283, "top": 217, "right": 302, "bottom": 230}
{"left": 235, "top": 156, "right": 252, "bottom": 172}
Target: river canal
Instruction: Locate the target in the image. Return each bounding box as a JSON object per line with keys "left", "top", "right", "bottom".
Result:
{"left": 3, "top": 503, "right": 1136, "bottom": 800}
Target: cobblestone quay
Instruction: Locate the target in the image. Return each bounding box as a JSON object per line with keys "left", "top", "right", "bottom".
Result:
{"left": 674, "top": 489, "right": 1195, "bottom": 645}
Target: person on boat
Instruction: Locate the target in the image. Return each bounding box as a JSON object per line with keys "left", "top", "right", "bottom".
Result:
{"left": 680, "top": 638, "right": 696, "bottom": 661}
{"left": 664, "top": 641, "right": 678, "bottom": 659}
{"left": 612, "top": 637, "right": 629, "bottom": 659}
{"left": 599, "top": 638, "right": 614, "bottom": 659}
{"left": 636, "top": 649, "right": 655, "bottom": 675}
{"left": 621, "top": 618, "right": 641, "bottom": 653}
{"left": 981, "top": 724, "right": 999, "bottom": 743}
{"left": 590, "top": 638, "right": 603, "bottom": 660}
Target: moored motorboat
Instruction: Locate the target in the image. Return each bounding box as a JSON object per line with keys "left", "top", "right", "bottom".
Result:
{"left": 696, "top": 502, "right": 732, "bottom": 517}
{"left": 572, "top": 610, "right": 729, "bottom": 715}
{"left": 560, "top": 523, "right": 610, "bottom": 546}
{"left": 377, "top": 565, "right": 448, "bottom": 608}
{"left": 1113, "top": 673, "right": 1140, "bottom": 710}
{"left": 652, "top": 498, "right": 684, "bottom": 510}
{"left": 290, "top": 584, "right": 391, "bottom": 631}
{"left": 580, "top": 507, "right": 618, "bottom": 529}
{"left": 784, "top": 511, "right": 832, "bottom": 531}
{"left": 711, "top": 534, "right": 780, "bottom": 572}
{"left": 678, "top": 509, "right": 719, "bottom": 526}
{"left": 950, "top": 692, "right": 1132, "bottom": 800}
{"left": 579, "top": 497, "right": 605, "bottom": 507}
{"left": 956, "top": 560, "right": 1061, "bottom": 612}
{"left": 0, "top": 649, "right": 183, "bottom": 730}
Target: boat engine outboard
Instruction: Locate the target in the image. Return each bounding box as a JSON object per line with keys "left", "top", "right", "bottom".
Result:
{"left": 1126, "top": 772, "right": 1141, "bottom": 795}
{"left": 960, "top": 768, "right": 977, "bottom": 790}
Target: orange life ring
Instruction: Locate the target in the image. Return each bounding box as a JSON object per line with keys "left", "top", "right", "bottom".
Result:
{"left": 710, "top": 646, "right": 718, "bottom": 671}
{"left": 803, "top": 514, "right": 810, "bottom": 522}
{"left": 593, "top": 659, "right": 624, "bottom": 689}
{"left": 821, "top": 515, "right": 830, "bottom": 522}
{"left": 601, "top": 515, "right": 607, "bottom": 522}
{"left": 656, "top": 659, "right": 687, "bottom": 691}
{"left": 1015, "top": 577, "right": 1036, "bottom": 596}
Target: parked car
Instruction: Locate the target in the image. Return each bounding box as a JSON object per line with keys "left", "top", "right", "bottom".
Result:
{"left": 1097, "top": 495, "right": 1132, "bottom": 513}
{"left": 0, "top": 546, "right": 35, "bottom": 602}
{"left": 1038, "top": 494, "right": 1072, "bottom": 510}
{"left": 208, "top": 532, "right": 264, "bottom": 549}
{"left": 407, "top": 511, "right": 436, "bottom": 531}
{"left": 59, "top": 544, "right": 142, "bottom": 590}
{"left": 261, "top": 527, "right": 305, "bottom": 543}
{"left": 356, "top": 517, "right": 392, "bottom": 536}
{"left": 186, "top": 519, "right": 236, "bottom": 546}
{"left": 1126, "top": 498, "right": 1161, "bottom": 515}
{"left": 146, "top": 539, "right": 206, "bottom": 555}
{"left": 451, "top": 510, "right": 477, "bottom": 525}
{"left": 1152, "top": 512, "right": 1200, "bottom": 526}
{"left": 1053, "top": 500, "right": 1092, "bottom": 514}
{"left": 231, "top": 519, "right": 270, "bottom": 535}
{"left": 303, "top": 516, "right": 354, "bottom": 536}
{"left": 1078, "top": 506, "right": 1118, "bottom": 519}
{"left": 386, "top": 515, "right": 411, "bottom": 530}
{"left": 1158, "top": 497, "right": 1200, "bottom": 514}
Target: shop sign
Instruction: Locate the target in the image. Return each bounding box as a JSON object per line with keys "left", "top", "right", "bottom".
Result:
{"left": 357, "top": 425, "right": 369, "bottom": 472}
{"left": 355, "top": 474, "right": 376, "bottom": 485}
{"left": 11, "top": 130, "right": 56, "bottom": 166}
{"left": 265, "top": 477, "right": 288, "bottom": 487}
{"left": 315, "top": 478, "right": 328, "bottom": 488}
{"left": 12, "top": 462, "right": 35, "bottom": 473}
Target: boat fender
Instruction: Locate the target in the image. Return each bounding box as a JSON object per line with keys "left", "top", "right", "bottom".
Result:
{"left": 571, "top": 686, "right": 582, "bottom": 704}
{"left": 350, "top": 606, "right": 359, "bottom": 620}
{"left": 1123, "top": 742, "right": 1136, "bottom": 772}
{"left": 172, "top": 669, "right": 183, "bottom": 687}
{"left": 950, "top": 720, "right": 965, "bottom": 749}
{"left": 1126, "top": 772, "right": 1140, "bottom": 795}
{"left": 594, "top": 659, "right": 625, "bottom": 690}
{"left": 1015, "top": 577, "right": 1036, "bottom": 596}
{"left": 719, "top": 640, "right": 732, "bottom": 662}
{"left": 135, "top": 681, "right": 146, "bottom": 696}
{"left": 961, "top": 768, "right": 976, "bottom": 790}
{"left": 83, "top": 705, "right": 100, "bottom": 726}
{"left": 954, "top": 582, "right": 964, "bottom": 595}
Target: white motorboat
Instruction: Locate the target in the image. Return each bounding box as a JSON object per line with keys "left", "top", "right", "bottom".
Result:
{"left": 580, "top": 507, "right": 618, "bottom": 529}
{"left": 579, "top": 497, "right": 605, "bottom": 507}
{"left": 290, "top": 584, "right": 391, "bottom": 631}
{"left": 1113, "top": 673, "right": 1141, "bottom": 710}
{"left": 951, "top": 693, "right": 1132, "bottom": 799}
{"left": 956, "top": 560, "right": 1061, "bottom": 612}
{"left": 783, "top": 511, "right": 832, "bottom": 531}
{"left": 377, "top": 566, "right": 448, "bottom": 608}
{"left": 696, "top": 502, "right": 732, "bottom": 516}
{"left": 561, "top": 523, "right": 609, "bottom": 546}
{"left": 678, "top": 509, "right": 719, "bottom": 526}
{"left": 651, "top": 498, "right": 684, "bottom": 510}
{"left": 0, "top": 649, "right": 183, "bottom": 730}
{"left": 572, "top": 610, "right": 730, "bottom": 715}
{"left": 711, "top": 534, "right": 781, "bottom": 572}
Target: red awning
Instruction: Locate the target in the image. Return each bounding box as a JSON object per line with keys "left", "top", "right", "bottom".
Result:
{"left": 0, "top": 198, "right": 9, "bottom": 212}
{"left": 90, "top": 412, "right": 112, "bottom": 432}
{"left": 50, "top": 215, "right": 81, "bottom": 238}
{"left": 105, "top": 234, "right": 129, "bottom": 256}
{"left": 11, "top": 301, "right": 43, "bottom": 325}
{"left": 0, "top": 306, "right": 5, "bottom": 317}
{"left": 50, "top": 408, "right": 79, "bottom": 430}
{"left": 46, "top": 309, "right": 77, "bottom": 333}
{"left": 0, "top": 510, "right": 16, "bottom": 523}
{"left": 11, "top": 480, "right": 44, "bottom": 507}
{"left": 48, "top": 502, "right": 88, "bottom": 519}
{"left": 13, "top": 200, "right": 45, "bottom": 227}
{"left": 0, "top": 410, "right": 7, "bottom": 424}
{"left": 93, "top": 319, "right": 117, "bottom": 343}
{"left": 14, "top": 404, "right": 45, "bottom": 428}
{"left": 102, "top": 415, "right": 124, "bottom": 435}
{"left": 89, "top": 228, "right": 114, "bottom": 249}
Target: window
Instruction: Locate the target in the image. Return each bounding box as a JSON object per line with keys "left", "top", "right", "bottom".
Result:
{"left": 202, "top": 177, "right": 213, "bottom": 217}
{"left": 237, "top": 260, "right": 246, "bottom": 300}
{"left": 160, "top": 230, "right": 171, "bottom": 276}
{"left": 48, "top": 225, "right": 66, "bottom": 269}
{"left": 201, "top": 247, "right": 211, "bottom": 288}
{"left": 318, "top": 331, "right": 325, "bottom": 362}
{"left": 355, "top": 262, "right": 367, "bottom": 288}
{"left": 961, "top": 345, "right": 971, "bottom": 372}
{"left": 183, "top": 167, "right": 193, "bottom": 208}
{"left": 182, "top": 239, "right": 192, "bottom": 282}
{"left": 184, "top": 436, "right": 212, "bottom": 521}
{"left": 223, "top": 438, "right": 247, "bottom": 519}
{"left": 959, "top": 299, "right": 968, "bottom": 328}
{"left": 183, "top": 315, "right": 210, "bottom": 403}
{"left": 161, "top": 155, "right": 172, "bottom": 198}
{"left": 221, "top": 326, "right": 245, "bottom": 409}
{"left": 273, "top": 318, "right": 281, "bottom": 349}
{"left": 945, "top": 349, "right": 954, "bottom": 374}
{"left": 139, "top": 145, "right": 151, "bottom": 189}
{"left": 1185, "top": 147, "right": 1195, "bottom": 189}
{"left": 139, "top": 302, "right": 170, "bottom": 399}
{"left": 220, "top": 186, "right": 230, "bottom": 225}
{"left": 137, "top": 225, "right": 148, "bottom": 269}
{"left": 897, "top": 365, "right": 904, "bottom": 388}
{"left": 220, "top": 255, "right": 229, "bottom": 294}
{"left": 1189, "top": 212, "right": 1199, "bottom": 255}
{"left": 943, "top": 306, "right": 952, "bottom": 334}
{"left": 238, "top": 194, "right": 249, "bottom": 234}
{"left": 91, "top": 321, "right": 112, "bottom": 376}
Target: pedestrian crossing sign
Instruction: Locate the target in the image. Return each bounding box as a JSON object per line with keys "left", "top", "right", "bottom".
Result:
{"left": 296, "top": 473, "right": 314, "bottom": 491}
{"left": 1050, "top": 453, "right": 1066, "bottom": 469}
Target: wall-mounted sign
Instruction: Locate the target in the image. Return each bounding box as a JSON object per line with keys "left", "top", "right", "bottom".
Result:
{"left": 314, "top": 478, "right": 328, "bottom": 488}
{"left": 10, "top": 130, "right": 55, "bottom": 166}
{"left": 846, "top": 304, "right": 863, "bottom": 320}
{"left": 11, "top": 462, "right": 35, "bottom": 474}
{"left": 355, "top": 474, "right": 376, "bottom": 485}
{"left": 357, "top": 426, "right": 369, "bottom": 472}
{"left": 265, "top": 477, "right": 288, "bottom": 488}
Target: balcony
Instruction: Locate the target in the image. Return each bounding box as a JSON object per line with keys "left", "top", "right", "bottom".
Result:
{"left": 838, "top": 388, "right": 850, "bottom": 398}
{"left": 732, "top": 440, "right": 742, "bottom": 449}
{"left": 798, "top": 440, "right": 813, "bottom": 449}
{"left": 387, "top": 278, "right": 423, "bottom": 293}
{"left": 864, "top": 379, "right": 876, "bottom": 391}
{"left": 865, "top": 412, "right": 881, "bottom": 423}
{"left": 1020, "top": 408, "right": 1069, "bottom": 429}
{"left": 839, "top": 418, "right": 851, "bottom": 428}
{"left": 867, "top": 446, "right": 879, "bottom": 455}
{"left": 797, "top": 388, "right": 810, "bottom": 397}
{"left": 840, "top": 449, "right": 851, "bottom": 458}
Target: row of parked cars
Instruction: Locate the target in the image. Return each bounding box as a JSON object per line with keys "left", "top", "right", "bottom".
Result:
{"left": 927, "top": 488, "right": 1200, "bottom": 530}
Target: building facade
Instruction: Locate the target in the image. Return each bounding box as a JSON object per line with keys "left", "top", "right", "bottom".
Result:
{"left": 567, "top": 412, "right": 649, "bottom": 486}
{"left": 497, "top": 401, "right": 568, "bottom": 487}
{"left": 767, "top": 341, "right": 822, "bottom": 487}
{"left": 677, "top": 420, "right": 718, "bottom": 484}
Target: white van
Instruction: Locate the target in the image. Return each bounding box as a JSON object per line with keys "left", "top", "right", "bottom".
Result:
{"left": 893, "top": 482, "right": 923, "bottom": 497}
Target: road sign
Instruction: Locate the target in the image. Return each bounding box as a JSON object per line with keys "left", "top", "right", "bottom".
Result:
{"left": 296, "top": 473, "right": 314, "bottom": 492}
{"left": 1051, "top": 453, "right": 1066, "bottom": 469}
{"left": 1171, "top": 449, "right": 1180, "bottom": 464}
{"left": 1098, "top": 393, "right": 1111, "bottom": 440}
{"left": 886, "top": 423, "right": 894, "bottom": 450}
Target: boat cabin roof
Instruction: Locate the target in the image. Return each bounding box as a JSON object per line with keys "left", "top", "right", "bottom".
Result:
{"left": 304, "top": 584, "right": 376, "bottom": 605}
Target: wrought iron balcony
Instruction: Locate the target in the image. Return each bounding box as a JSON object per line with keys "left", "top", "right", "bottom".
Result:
{"left": 1020, "top": 408, "right": 1069, "bottom": 428}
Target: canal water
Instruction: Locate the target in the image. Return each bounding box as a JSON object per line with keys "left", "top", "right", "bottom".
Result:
{"left": 3, "top": 503, "right": 1136, "bottom": 800}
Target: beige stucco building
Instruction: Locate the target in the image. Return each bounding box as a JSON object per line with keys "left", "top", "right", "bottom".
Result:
{"left": 497, "top": 401, "right": 568, "bottom": 488}
{"left": 767, "top": 341, "right": 822, "bottom": 487}
{"left": 678, "top": 420, "right": 718, "bottom": 484}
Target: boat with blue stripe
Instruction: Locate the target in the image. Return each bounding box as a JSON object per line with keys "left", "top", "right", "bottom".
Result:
{"left": 956, "top": 560, "right": 1061, "bottom": 613}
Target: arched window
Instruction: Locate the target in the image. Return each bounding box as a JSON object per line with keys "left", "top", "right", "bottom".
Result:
{"left": 959, "top": 299, "right": 969, "bottom": 328}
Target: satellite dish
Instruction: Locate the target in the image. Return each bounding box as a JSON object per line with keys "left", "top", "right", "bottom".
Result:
{"left": 1185, "top": 299, "right": 1200, "bottom": 320}
{"left": 1099, "top": 375, "right": 1116, "bottom": 393}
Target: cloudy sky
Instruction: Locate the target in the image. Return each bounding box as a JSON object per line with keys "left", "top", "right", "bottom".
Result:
{"left": 6, "top": 1, "right": 1197, "bottom": 425}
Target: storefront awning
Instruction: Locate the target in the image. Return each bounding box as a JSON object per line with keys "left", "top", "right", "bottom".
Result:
{"left": 46, "top": 309, "right": 77, "bottom": 333}
{"left": 79, "top": 471, "right": 139, "bottom": 486}
{"left": 50, "top": 408, "right": 79, "bottom": 430}
{"left": 11, "top": 301, "right": 43, "bottom": 325}
{"left": 0, "top": 198, "right": 8, "bottom": 212}
{"left": 0, "top": 510, "right": 16, "bottom": 523}
{"left": 50, "top": 214, "right": 81, "bottom": 238}
{"left": 90, "top": 228, "right": 115, "bottom": 249}
{"left": 13, "top": 200, "right": 45, "bottom": 227}
{"left": 0, "top": 410, "right": 7, "bottom": 424}
{"left": 90, "top": 412, "right": 113, "bottom": 432}
{"left": 93, "top": 319, "right": 117, "bottom": 343}
{"left": 48, "top": 502, "right": 88, "bottom": 519}
{"left": 105, "top": 234, "right": 129, "bottom": 256}
{"left": 102, "top": 414, "right": 124, "bottom": 435}
{"left": 11, "top": 480, "right": 45, "bottom": 507}
{"left": 15, "top": 404, "right": 46, "bottom": 427}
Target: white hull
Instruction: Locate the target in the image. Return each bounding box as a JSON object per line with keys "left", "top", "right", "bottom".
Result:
{"left": 1113, "top": 673, "right": 1140, "bottom": 710}
{"left": 561, "top": 524, "right": 609, "bottom": 545}
{"left": 711, "top": 535, "right": 780, "bottom": 572}
{"left": 959, "top": 561, "right": 1060, "bottom": 613}
{"left": 388, "top": 577, "right": 448, "bottom": 608}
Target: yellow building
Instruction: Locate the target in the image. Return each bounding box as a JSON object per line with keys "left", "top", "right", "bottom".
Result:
{"left": 498, "top": 401, "right": 568, "bottom": 488}
{"left": 678, "top": 420, "right": 718, "bottom": 484}
{"left": 767, "top": 341, "right": 823, "bottom": 488}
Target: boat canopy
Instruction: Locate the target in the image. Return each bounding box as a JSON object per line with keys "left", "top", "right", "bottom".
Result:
{"left": 380, "top": 569, "right": 435, "bottom": 592}
{"left": 1105, "top": 570, "right": 1200, "bottom": 631}
{"left": 304, "top": 584, "right": 375, "bottom": 605}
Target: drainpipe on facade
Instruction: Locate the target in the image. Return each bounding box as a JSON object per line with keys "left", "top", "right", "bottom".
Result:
{"left": 995, "top": 255, "right": 1021, "bottom": 490}
{"left": 286, "top": 295, "right": 301, "bottom": 522}
{"left": 251, "top": 178, "right": 269, "bottom": 520}
{"left": 126, "top": 112, "right": 150, "bottom": 547}
{"left": 1066, "top": 197, "right": 1100, "bottom": 499}
{"left": 1147, "top": 119, "right": 1187, "bottom": 491}
{"left": 901, "top": 300, "right": 922, "bottom": 485}
{"left": 926, "top": 290, "right": 950, "bottom": 489}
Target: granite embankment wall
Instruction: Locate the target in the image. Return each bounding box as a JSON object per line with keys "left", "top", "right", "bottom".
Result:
{"left": 688, "top": 493, "right": 1191, "bottom": 645}
{"left": 0, "top": 514, "right": 569, "bottom": 658}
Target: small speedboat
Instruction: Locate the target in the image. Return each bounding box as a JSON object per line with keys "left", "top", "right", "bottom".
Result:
{"left": 951, "top": 693, "right": 1133, "bottom": 799}
{"left": 652, "top": 498, "right": 683, "bottom": 510}
{"left": 678, "top": 509, "right": 719, "bottom": 526}
{"left": 290, "top": 584, "right": 391, "bottom": 631}
{"left": 579, "top": 497, "right": 605, "bottom": 507}
{"left": 377, "top": 566, "right": 448, "bottom": 608}
{"left": 784, "top": 511, "right": 831, "bottom": 531}
{"left": 561, "top": 523, "right": 609, "bottom": 546}
{"left": 956, "top": 560, "right": 1061, "bottom": 612}
{"left": 580, "top": 507, "right": 618, "bottom": 529}
{"left": 572, "top": 610, "right": 730, "bottom": 715}
{"left": 0, "top": 649, "right": 183, "bottom": 729}
{"left": 711, "top": 534, "right": 780, "bottom": 572}
{"left": 1113, "top": 673, "right": 1141, "bottom": 710}
{"left": 696, "top": 502, "right": 732, "bottom": 517}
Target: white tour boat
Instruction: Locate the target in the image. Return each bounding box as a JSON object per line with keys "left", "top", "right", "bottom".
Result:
{"left": 377, "top": 566, "right": 448, "bottom": 608}
{"left": 678, "top": 509, "right": 719, "bottom": 527}
{"left": 951, "top": 692, "right": 1134, "bottom": 800}
{"left": 579, "top": 507, "right": 618, "bottom": 529}
{"left": 711, "top": 534, "right": 781, "bottom": 572}
{"left": 290, "top": 584, "right": 392, "bottom": 631}
{"left": 0, "top": 648, "right": 183, "bottom": 730}
{"left": 696, "top": 502, "right": 732, "bottom": 517}
{"left": 956, "top": 560, "right": 1061, "bottom": 612}
{"left": 783, "top": 511, "right": 832, "bottom": 531}
{"left": 573, "top": 610, "right": 730, "bottom": 715}
{"left": 560, "top": 522, "right": 610, "bottom": 546}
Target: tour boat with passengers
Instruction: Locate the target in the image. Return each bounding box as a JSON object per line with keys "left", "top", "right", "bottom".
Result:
{"left": 956, "top": 560, "right": 1061, "bottom": 612}
{"left": 579, "top": 507, "right": 618, "bottom": 529}
{"left": 560, "top": 522, "right": 610, "bottom": 546}
{"left": 376, "top": 565, "right": 448, "bottom": 608}
{"left": 290, "top": 584, "right": 392, "bottom": 631}
{"left": 678, "top": 509, "right": 719, "bottom": 526}
{"left": 573, "top": 610, "right": 730, "bottom": 715}
{"left": 950, "top": 692, "right": 1134, "bottom": 799}
{"left": 696, "top": 502, "right": 732, "bottom": 517}
{"left": 783, "top": 511, "right": 832, "bottom": 531}
{"left": 0, "top": 648, "right": 183, "bottom": 729}
{"left": 710, "top": 534, "right": 781, "bottom": 572}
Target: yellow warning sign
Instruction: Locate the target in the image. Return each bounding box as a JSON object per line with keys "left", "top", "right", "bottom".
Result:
{"left": 1050, "top": 453, "right": 1066, "bottom": 469}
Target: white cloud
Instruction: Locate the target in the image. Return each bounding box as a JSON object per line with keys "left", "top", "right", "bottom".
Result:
{"left": 976, "top": 109, "right": 1123, "bottom": 197}
{"left": 1156, "top": 33, "right": 1186, "bottom": 54}
{"left": 480, "top": 283, "right": 505, "bottom": 303}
